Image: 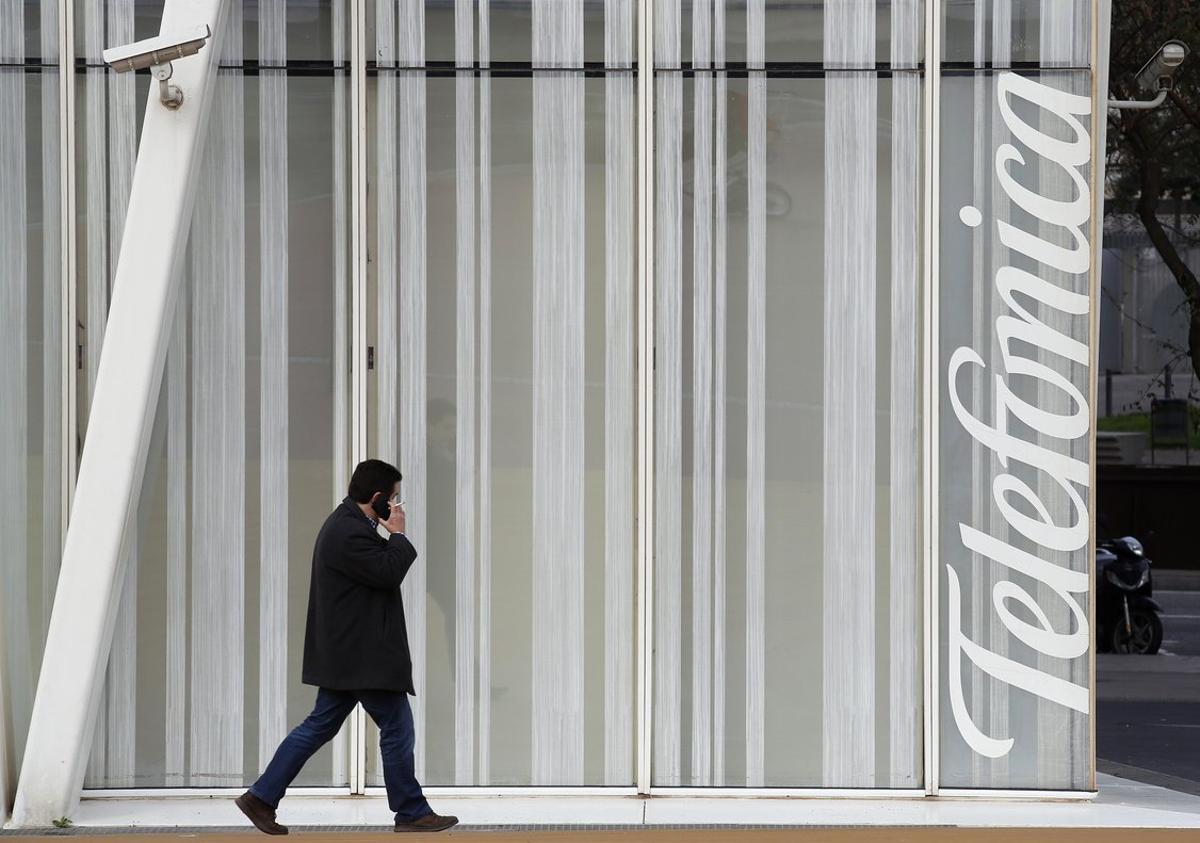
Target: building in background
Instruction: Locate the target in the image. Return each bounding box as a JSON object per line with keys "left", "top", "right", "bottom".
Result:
{"left": 1100, "top": 213, "right": 1200, "bottom": 413}
{"left": 0, "top": 0, "right": 1110, "bottom": 825}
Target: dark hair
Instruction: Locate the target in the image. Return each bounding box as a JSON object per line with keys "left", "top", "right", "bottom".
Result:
{"left": 347, "top": 459, "right": 403, "bottom": 504}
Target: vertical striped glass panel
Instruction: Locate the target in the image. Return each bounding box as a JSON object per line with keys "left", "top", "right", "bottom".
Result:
{"left": 943, "top": 0, "right": 1090, "bottom": 67}
{"left": 654, "top": 0, "right": 924, "bottom": 788}
{"left": 822, "top": 0, "right": 877, "bottom": 788}
{"left": 258, "top": 0, "right": 290, "bottom": 774}
{"left": 367, "top": 0, "right": 623, "bottom": 65}
{"left": 938, "top": 0, "right": 1096, "bottom": 791}
{"left": 189, "top": 0, "right": 248, "bottom": 787}
{"left": 76, "top": 0, "right": 351, "bottom": 789}
{"left": 530, "top": 0, "right": 586, "bottom": 784}
{"left": 889, "top": 0, "right": 923, "bottom": 791}
{"left": 0, "top": 0, "right": 61, "bottom": 798}
{"left": 660, "top": 1, "right": 924, "bottom": 69}
{"left": 745, "top": 0, "right": 766, "bottom": 789}
{"left": 604, "top": 0, "right": 635, "bottom": 788}
{"left": 653, "top": 65, "right": 683, "bottom": 786}
{"left": 367, "top": 0, "right": 637, "bottom": 787}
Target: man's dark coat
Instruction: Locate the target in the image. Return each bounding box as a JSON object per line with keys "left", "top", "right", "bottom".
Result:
{"left": 302, "top": 497, "right": 417, "bottom": 694}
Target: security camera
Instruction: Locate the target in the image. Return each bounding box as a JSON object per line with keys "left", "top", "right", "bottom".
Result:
{"left": 1135, "top": 40, "right": 1189, "bottom": 93}
{"left": 102, "top": 25, "right": 212, "bottom": 110}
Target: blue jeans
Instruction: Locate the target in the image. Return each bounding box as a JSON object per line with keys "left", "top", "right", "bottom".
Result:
{"left": 249, "top": 688, "right": 432, "bottom": 823}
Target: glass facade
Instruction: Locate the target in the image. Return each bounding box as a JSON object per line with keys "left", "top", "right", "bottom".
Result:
{"left": 72, "top": 0, "right": 352, "bottom": 789}
{"left": 937, "top": 1, "right": 1094, "bottom": 790}
{"left": 0, "top": 0, "right": 1106, "bottom": 803}
{"left": 360, "top": 0, "right": 638, "bottom": 788}
{"left": 651, "top": 0, "right": 924, "bottom": 788}
{"left": 0, "top": 0, "right": 63, "bottom": 798}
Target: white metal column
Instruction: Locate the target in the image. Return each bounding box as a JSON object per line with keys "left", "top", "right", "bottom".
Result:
{"left": 11, "top": 0, "right": 229, "bottom": 826}
{"left": 348, "top": 0, "right": 369, "bottom": 794}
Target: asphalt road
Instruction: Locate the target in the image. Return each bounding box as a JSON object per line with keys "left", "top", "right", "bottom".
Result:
{"left": 1160, "top": 589, "right": 1200, "bottom": 657}
{"left": 1098, "top": 589, "right": 1200, "bottom": 795}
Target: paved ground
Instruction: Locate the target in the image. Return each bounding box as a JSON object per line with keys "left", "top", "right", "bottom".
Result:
{"left": 3, "top": 831, "right": 1200, "bottom": 842}
{"left": 1097, "top": 589, "right": 1200, "bottom": 795}
{"left": 7, "top": 581, "right": 1197, "bottom": 840}
{"left": 1158, "top": 589, "right": 1200, "bottom": 657}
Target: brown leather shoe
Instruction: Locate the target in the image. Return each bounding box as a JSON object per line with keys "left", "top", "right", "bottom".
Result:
{"left": 394, "top": 812, "right": 459, "bottom": 833}
{"left": 236, "top": 791, "right": 289, "bottom": 836}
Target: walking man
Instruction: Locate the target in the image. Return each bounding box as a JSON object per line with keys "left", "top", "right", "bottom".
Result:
{"left": 236, "top": 459, "right": 458, "bottom": 835}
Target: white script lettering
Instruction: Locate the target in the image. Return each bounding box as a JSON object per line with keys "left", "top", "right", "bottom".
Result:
{"left": 947, "top": 72, "right": 1093, "bottom": 760}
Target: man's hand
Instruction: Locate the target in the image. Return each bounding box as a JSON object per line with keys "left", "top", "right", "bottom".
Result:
{"left": 382, "top": 502, "right": 407, "bottom": 535}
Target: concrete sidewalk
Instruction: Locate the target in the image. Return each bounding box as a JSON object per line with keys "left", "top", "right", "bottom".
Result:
{"left": 2, "top": 831, "right": 1200, "bottom": 842}
{"left": 1, "top": 774, "right": 1195, "bottom": 836}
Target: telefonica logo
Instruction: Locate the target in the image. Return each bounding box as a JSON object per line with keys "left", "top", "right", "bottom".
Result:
{"left": 946, "top": 72, "right": 1092, "bottom": 759}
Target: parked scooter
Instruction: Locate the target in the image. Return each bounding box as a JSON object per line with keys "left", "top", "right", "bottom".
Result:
{"left": 1096, "top": 536, "right": 1164, "bottom": 654}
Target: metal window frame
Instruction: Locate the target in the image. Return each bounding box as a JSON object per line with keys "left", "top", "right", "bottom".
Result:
{"left": 49, "top": 0, "right": 1108, "bottom": 805}
{"left": 635, "top": 0, "right": 655, "bottom": 799}
{"left": 1087, "top": 0, "right": 1103, "bottom": 796}
{"left": 60, "top": 0, "right": 77, "bottom": 533}
{"left": 922, "top": 0, "right": 942, "bottom": 798}
{"left": 348, "top": 0, "right": 370, "bottom": 797}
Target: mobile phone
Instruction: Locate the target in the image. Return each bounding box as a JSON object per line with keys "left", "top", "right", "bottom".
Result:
{"left": 371, "top": 497, "right": 391, "bottom": 521}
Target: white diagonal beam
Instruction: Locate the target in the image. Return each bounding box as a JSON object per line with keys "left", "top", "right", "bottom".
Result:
{"left": 11, "top": 0, "right": 228, "bottom": 826}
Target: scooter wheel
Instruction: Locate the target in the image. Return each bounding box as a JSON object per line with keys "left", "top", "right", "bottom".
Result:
{"left": 1111, "top": 609, "right": 1163, "bottom": 655}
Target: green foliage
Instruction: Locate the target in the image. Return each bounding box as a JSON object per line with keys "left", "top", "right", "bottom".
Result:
{"left": 1098, "top": 405, "right": 1200, "bottom": 446}
{"left": 1097, "top": 411, "right": 1151, "bottom": 433}
{"left": 51, "top": 816, "right": 73, "bottom": 829}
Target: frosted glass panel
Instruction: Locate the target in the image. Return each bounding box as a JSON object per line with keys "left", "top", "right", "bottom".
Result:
{"left": 77, "top": 2, "right": 353, "bottom": 787}
{"left": 658, "top": 0, "right": 924, "bottom": 69}
{"left": 367, "top": 0, "right": 631, "bottom": 67}
{"left": 73, "top": 0, "right": 346, "bottom": 63}
{"left": 652, "top": 68, "right": 923, "bottom": 788}
{"left": 0, "top": 0, "right": 63, "bottom": 786}
{"left": 365, "top": 3, "right": 638, "bottom": 781}
{"left": 652, "top": 0, "right": 922, "bottom": 791}
{"left": 936, "top": 66, "right": 1093, "bottom": 790}
{"left": 942, "top": 0, "right": 1091, "bottom": 68}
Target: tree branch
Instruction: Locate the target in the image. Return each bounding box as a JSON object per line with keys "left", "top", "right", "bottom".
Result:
{"left": 1134, "top": 128, "right": 1200, "bottom": 379}
{"left": 1169, "top": 88, "right": 1200, "bottom": 137}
